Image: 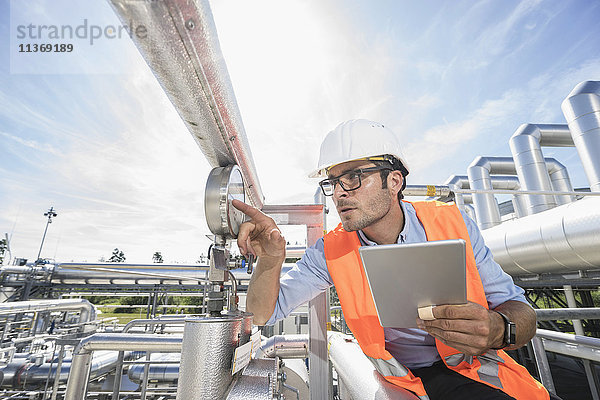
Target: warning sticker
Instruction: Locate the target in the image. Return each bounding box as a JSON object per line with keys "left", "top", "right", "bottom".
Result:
{"left": 231, "top": 340, "right": 252, "bottom": 375}
{"left": 250, "top": 329, "right": 261, "bottom": 353}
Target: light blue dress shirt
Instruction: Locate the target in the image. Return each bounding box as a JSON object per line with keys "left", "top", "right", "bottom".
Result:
{"left": 265, "top": 201, "right": 527, "bottom": 369}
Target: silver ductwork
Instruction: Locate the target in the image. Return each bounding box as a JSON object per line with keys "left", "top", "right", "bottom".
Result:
{"left": 445, "top": 175, "right": 526, "bottom": 219}
{"left": 52, "top": 263, "right": 208, "bottom": 285}
{"left": 481, "top": 196, "right": 600, "bottom": 275}
{"left": 0, "top": 351, "right": 138, "bottom": 388}
{"left": 107, "top": 0, "right": 264, "bottom": 207}
{"left": 128, "top": 353, "right": 181, "bottom": 384}
{"left": 509, "top": 124, "right": 574, "bottom": 213}
{"left": 561, "top": 81, "right": 600, "bottom": 192}
{"left": 467, "top": 156, "right": 574, "bottom": 229}
{"left": 256, "top": 334, "right": 308, "bottom": 359}
{"left": 0, "top": 299, "right": 95, "bottom": 323}
{"left": 328, "top": 332, "right": 419, "bottom": 400}
{"left": 65, "top": 333, "right": 183, "bottom": 400}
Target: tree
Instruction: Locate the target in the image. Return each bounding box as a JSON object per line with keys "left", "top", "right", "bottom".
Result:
{"left": 108, "top": 248, "right": 126, "bottom": 263}
{"left": 0, "top": 238, "right": 7, "bottom": 265}
{"left": 152, "top": 251, "right": 163, "bottom": 263}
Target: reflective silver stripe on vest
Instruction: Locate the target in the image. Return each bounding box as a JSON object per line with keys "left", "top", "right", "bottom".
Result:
{"left": 367, "top": 355, "right": 411, "bottom": 377}
{"left": 477, "top": 350, "right": 505, "bottom": 388}
{"left": 444, "top": 353, "right": 474, "bottom": 367}
{"left": 446, "top": 350, "right": 504, "bottom": 389}
{"left": 367, "top": 356, "right": 431, "bottom": 400}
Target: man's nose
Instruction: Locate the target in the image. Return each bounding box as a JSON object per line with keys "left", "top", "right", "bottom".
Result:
{"left": 333, "top": 183, "right": 349, "bottom": 200}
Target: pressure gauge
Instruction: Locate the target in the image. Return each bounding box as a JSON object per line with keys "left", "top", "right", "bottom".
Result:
{"left": 204, "top": 165, "right": 246, "bottom": 239}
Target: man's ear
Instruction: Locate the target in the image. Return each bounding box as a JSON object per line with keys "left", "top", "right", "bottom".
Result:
{"left": 388, "top": 170, "right": 404, "bottom": 194}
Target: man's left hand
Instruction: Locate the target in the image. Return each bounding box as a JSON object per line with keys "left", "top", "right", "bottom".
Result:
{"left": 416, "top": 301, "right": 504, "bottom": 355}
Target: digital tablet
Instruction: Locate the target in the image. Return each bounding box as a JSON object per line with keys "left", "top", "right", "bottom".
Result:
{"left": 359, "top": 239, "right": 467, "bottom": 328}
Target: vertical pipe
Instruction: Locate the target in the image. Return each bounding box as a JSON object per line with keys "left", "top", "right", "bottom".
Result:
{"left": 509, "top": 124, "right": 569, "bottom": 214}
{"left": 530, "top": 336, "right": 556, "bottom": 394}
{"left": 467, "top": 158, "right": 502, "bottom": 229}
{"left": 50, "top": 344, "right": 65, "bottom": 400}
{"left": 564, "top": 285, "right": 600, "bottom": 399}
{"left": 176, "top": 316, "right": 247, "bottom": 399}
{"left": 561, "top": 81, "right": 600, "bottom": 192}
{"left": 308, "top": 189, "right": 331, "bottom": 400}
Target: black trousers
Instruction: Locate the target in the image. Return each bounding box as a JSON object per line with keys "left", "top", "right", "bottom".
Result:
{"left": 411, "top": 361, "right": 563, "bottom": 400}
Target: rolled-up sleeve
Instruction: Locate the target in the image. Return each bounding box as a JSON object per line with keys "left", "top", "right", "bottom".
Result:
{"left": 461, "top": 211, "right": 528, "bottom": 309}
{"left": 265, "top": 238, "right": 333, "bottom": 325}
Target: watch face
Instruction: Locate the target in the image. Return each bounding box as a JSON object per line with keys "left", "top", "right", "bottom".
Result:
{"left": 506, "top": 322, "right": 517, "bottom": 345}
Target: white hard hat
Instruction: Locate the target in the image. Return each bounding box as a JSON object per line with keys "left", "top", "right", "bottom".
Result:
{"left": 308, "top": 119, "right": 410, "bottom": 178}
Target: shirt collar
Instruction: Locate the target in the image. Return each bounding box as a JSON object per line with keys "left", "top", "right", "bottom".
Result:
{"left": 358, "top": 201, "right": 410, "bottom": 246}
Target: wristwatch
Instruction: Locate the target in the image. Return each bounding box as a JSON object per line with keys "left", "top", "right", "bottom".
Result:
{"left": 493, "top": 311, "right": 516, "bottom": 349}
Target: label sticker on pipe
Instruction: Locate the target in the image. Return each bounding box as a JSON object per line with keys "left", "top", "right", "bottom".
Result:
{"left": 250, "top": 329, "right": 261, "bottom": 354}
{"left": 231, "top": 340, "right": 252, "bottom": 375}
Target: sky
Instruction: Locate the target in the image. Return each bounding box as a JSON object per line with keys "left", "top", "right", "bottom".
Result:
{"left": 0, "top": 0, "right": 599, "bottom": 264}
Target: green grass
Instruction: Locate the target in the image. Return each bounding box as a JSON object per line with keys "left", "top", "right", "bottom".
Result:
{"left": 97, "top": 311, "right": 148, "bottom": 325}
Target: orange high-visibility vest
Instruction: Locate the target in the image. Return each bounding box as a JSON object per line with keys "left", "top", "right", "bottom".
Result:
{"left": 324, "top": 200, "right": 549, "bottom": 400}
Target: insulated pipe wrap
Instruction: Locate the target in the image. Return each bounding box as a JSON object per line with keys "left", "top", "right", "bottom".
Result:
{"left": 176, "top": 314, "right": 253, "bottom": 400}
{"left": 482, "top": 197, "right": 600, "bottom": 275}
{"left": 108, "top": 0, "right": 264, "bottom": 207}
{"left": 561, "top": 81, "right": 600, "bottom": 192}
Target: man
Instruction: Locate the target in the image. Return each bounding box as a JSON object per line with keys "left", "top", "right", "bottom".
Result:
{"left": 232, "top": 119, "right": 555, "bottom": 400}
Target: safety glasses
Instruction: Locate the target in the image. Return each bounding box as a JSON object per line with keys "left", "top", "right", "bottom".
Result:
{"left": 318, "top": 166, "right": 392, "bottom": 196}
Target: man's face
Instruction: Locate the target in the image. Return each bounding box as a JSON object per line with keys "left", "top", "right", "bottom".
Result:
{"left": 328, "top": 160, "right": 397, "bottom": 232}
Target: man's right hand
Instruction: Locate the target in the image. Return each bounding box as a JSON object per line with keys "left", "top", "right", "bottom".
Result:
{"left": 231, "top": 199, "right": 286, "bottom": 324}
{"left": 232, "top": 199, "right": 286, "bottom": 266}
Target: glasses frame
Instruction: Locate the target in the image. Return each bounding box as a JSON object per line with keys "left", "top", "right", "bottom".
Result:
{"left": 319, "top": 165, "right": 393, "bottom": 196}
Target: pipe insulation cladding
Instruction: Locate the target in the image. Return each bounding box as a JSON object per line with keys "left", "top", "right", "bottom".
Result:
{"left": 562, "top": 81, "right": 600, "bottom": 192}
{"left": 481, "top": 196, "right": 600, "bottom": 276}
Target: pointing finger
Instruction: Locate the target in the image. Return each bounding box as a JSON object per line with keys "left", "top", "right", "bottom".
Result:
{"left": 232, "top": 199, "right": 264, "bottom": 220}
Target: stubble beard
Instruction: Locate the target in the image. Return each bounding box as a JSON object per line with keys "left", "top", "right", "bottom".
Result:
{"left": 339, "top": 190, "right": 393, "bottom": 232}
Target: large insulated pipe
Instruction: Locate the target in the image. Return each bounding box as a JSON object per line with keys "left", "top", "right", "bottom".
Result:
{"left": 176, "top": 314, "right": 253, "bottom": 399}
{"left": 328, "top": 332, "right": 419, "bottom": 400}
{"left": 546, "top": 158, "right": 577, "bottom": 205}
{"left": 467, "top": 157, "right": 516, "bottom": 229}
{"left": 481, "top": 196, "right": 600, "bottom": 276}
{"left": 562, "top": 81, "right": 600, "bottom": 192}
{"left": 445, "top": 175, "right": 526, "bottom": 219}
{"left": 53, "top": 263, "right": 208, "bottom": 285}
{"left": 0, "top": 299, "right": 95, "bottom": 324}
{"left": 509, "top": 124, "right": 574, "bottom": 214}
{"left": 107, "top": 0, "right": 264, "bottom": 207}
{"left": 467, "top": 156, "right": 574, "bottom": 229}
{"left": 64, "top": 333, "right": 183, "bottom": 400}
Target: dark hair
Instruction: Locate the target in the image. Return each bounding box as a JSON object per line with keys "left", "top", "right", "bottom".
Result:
{"left": 372, "top": 155, "right": 408, "bottom": 201}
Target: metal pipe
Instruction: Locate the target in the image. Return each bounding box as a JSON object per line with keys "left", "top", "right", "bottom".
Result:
{"left": 53, "top": 263, "right": 208, "bottom": 285}
{"left": 467, "top": 156, "right": 576, "bottom": 229}
{"left": 176, "top": 314, "right": 252, "bottom": 399}
{"left": 546, "top": 158, "right": 576, "bottom": 205}
{"left": 445, "top": 175, "right": 526, "bottom": 219}
{"left": 530, "top": 336, "right": 556, "bottom": 394}
{"left": 562, "top": 81, "right": 600, "bottom": 192}
{"left": 509, "top": 124, "right": 573, "bottom": 214}
{"left": 107, "top": 0, "right": 264, "bottom": 207}
{"left": 328, "top": 332, "right": 419, "bottom": 399}
{"left": 563, "top": 285, "right": 600, "bottom": 399}
{"left": 256, "top": 334, "right": 309, "bottom": 359}
{"left": 0, "top": 300, "right": 95, "bottom": 324}
{"left": 65, "top": 334, "right": 182, "bottom": 400}
{"left": 403, "top": 185, "right": 451, "bottom": 198}
{"left": 535, "top": 308, "right": 600, "bottom": 321}
{"left": 481, "top": 196, "right": 600, "bottom": 275}
{"left": 112, "top": 318, "right": 189, "bottom": 400}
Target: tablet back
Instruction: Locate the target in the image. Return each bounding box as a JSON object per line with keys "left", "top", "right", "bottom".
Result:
{"left": 359, "top": 239, "right": 467, "bottom": 328}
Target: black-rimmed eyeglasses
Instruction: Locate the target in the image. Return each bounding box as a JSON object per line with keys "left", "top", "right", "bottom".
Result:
{"left": 318, "top": 166, "right": 392, "bottom": 196}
